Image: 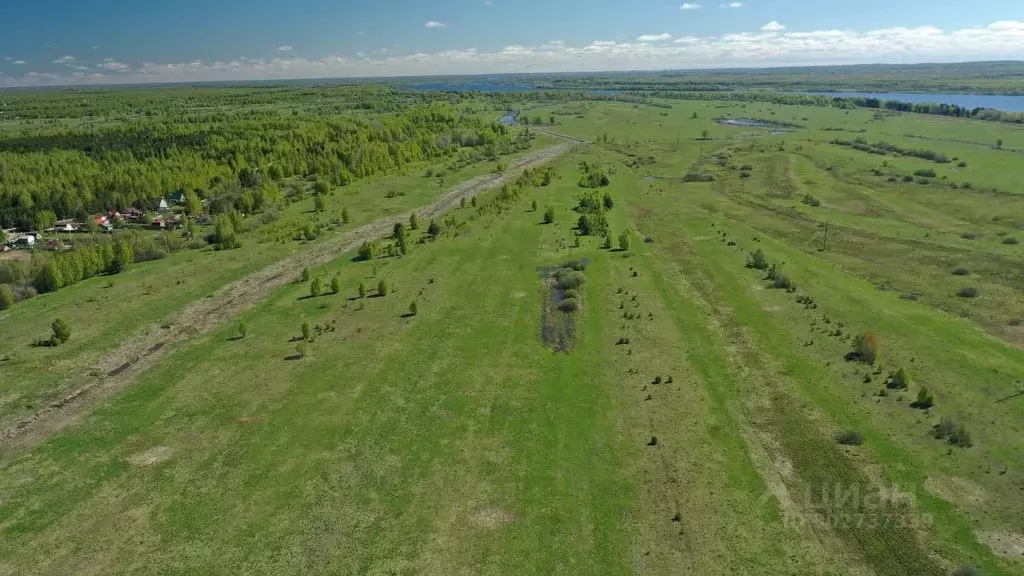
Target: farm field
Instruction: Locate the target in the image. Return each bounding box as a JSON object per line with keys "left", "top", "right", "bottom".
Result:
{"left": 1, "top": 89, "right": 1023, "bottom": 576}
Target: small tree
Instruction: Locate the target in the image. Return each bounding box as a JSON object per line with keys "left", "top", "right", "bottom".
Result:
{"left": 0, "top": 284, "right": 14, "bottom": 310}
{"left": 313, "top": 193, "right": 327, "bottom": 213}
{"left": 300, "top": 267, "right": 311, "bottom": 282}
{"left": 238, "top": 323, "right": 247, "bottom": 339}
{"left": 330, "top": 276, "right": 340, "bottom": 294}
{"left": 294, "top": 341, "right": 307, "bottom": 359}
{"left": 603, "top": 192, "right": 614, "bottom": 210}
{"left": 471, "top": 197, "right": 477, "bottom": 208}
{"left": 34, "top": 261, "right": 64, "bottom": 294}
{"left": 358, "top": 282, "right": 367, "bottom": 299}
{"left": 544, "top": 206, "right": 555, "bottom": 224}
{"left": 854, "top": 330, "right": 880, "bottom": 364}
{"left": 301, "top": 321, "right": 312, "bottom": 341}
{"left": 701, "top": 129, "right": 710, "bottom": 140}
{"left": 618, "top": 231, "right": 631, "bottom": 251}
{"left": 889, "top": 366, "right": 912, "bottom": 390}
{"left": 409, "top": 300, "right": 418, "bottom": 316}
{"left": 409, "top": 212, "right": 419, "bottom": 230}
{"left": 358, "top": 241, "right": 378, "bottom": 261}
{"left": 913, "top": 386, "right": 934, "bottom": 409}
{"left": 603, "top": 232, "right": 614, "bottom": 249}
{"left": 393, "top": 222, "right": 407, "bottom": 240}
{"left": 342, "top": 207, "right": 351, "bottom": 224}
{"left": 378, "top": 279, "right": 389, "bottom": 297}
{"left": 310, "top": 277, "right": 322, "bottom": 297}
{"left": 427, "top": 220, "right": 442, "bottom": 238}
{"left": 747, "top": 249, "right": 768, "bottom": 270}
{"left": 531, "top": 200, "right": 538, "bottom": 212}
{"left": 460, "top": 197, "right": 467, "bottom": 209}
{"left": 51, "top": 318, "right": 71, "bottom": 344}
{"left": 996, "top": 138, "right": 1003, "bottom": 149}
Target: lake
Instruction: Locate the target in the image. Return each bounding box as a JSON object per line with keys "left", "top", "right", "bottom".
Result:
{"left": 799, "top": 92, "right": 1024, "bottom": 113}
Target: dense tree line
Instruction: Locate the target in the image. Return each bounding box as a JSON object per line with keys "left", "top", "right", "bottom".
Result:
{"left": 0, "top": 90, "right": 517, "bottom": 230}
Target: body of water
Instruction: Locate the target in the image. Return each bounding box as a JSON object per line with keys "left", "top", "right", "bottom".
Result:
{"left": 409, "top": 81, "right": 619, "bottom": 96}
{"left": 799, "top": 92, "right": 1024, "bottom": 113}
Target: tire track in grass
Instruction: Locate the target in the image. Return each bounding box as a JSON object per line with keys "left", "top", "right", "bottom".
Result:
{"left": 635, "top": 211, "right": 946, "bottom": 575}
{"left": 0, "top": 143, "right": 572, "bottom": 455}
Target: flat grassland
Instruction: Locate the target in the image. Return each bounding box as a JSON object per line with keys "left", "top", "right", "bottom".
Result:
{"left": 1, "top": 95, "right": 1023, "bottom": 576}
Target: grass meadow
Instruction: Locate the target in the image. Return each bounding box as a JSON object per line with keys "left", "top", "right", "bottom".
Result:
{"left": 1, "top": 97, "right": 1023, "bottom": 575}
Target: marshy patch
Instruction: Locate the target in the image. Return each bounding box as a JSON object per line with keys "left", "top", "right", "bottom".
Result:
{"left": 539, "top": 259, "right": 588, "bottom": 352}
{"left": 715, "top": 117, "right": 803, "bottom": 130}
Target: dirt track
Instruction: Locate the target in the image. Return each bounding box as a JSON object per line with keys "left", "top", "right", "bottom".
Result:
{"left": 0, "top": 142, "right": 573, "bottom": 453}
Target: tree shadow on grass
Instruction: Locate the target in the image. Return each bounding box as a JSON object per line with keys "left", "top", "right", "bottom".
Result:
{"left": 226, "top": 335, "right": 245, "bottom": 342}
{"left": 400, "top": 312, "right": 416, "bottom": 319}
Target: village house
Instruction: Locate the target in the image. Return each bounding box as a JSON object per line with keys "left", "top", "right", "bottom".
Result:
{"left": 157, "top": 198, "right": 170, "bottom": 212}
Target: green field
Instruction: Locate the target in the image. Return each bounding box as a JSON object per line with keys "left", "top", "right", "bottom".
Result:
{"left": 1, "top": 89, "right": 1023, "bottom": 575}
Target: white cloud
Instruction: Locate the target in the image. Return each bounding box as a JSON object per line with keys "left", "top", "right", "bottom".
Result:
{"left": 277, "top": 45, "right": 293, "bottom": 52}
{"left": 681, "top": 3, "right": 702, "bottom": 9}
{"left": 721, "top": 2, "right": 742, "bottom": 7}
{"left": 761, "top": 21, "right": 785, "bottom": 31}
{"left": 637, "top": 33, "right": 673, "bottom": 42}
{"left": 52, "top": 55, "right": 75, "bottom": 64}
{"left": 425, "top": 21, "right": 446, "bottom": 28}
{"left": 5, "top": 20, "right": 1024, "bottom": 87}
{"left": 4, "top": 57, "right": 11, "bottom": 61}
{"left": 97, "top": 60, "right": 130, "bottom": 71}
{"left": 13, "top": 60, "right": 26, "bottom": 65}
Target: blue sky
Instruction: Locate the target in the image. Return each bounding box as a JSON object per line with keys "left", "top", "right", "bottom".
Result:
{"left": 2, "top": 0, "right": 1023, "bottom": 86}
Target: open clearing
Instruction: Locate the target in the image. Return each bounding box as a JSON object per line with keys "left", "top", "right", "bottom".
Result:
{"left": 1, "top": 92, "right": 1023, "bottom": 576}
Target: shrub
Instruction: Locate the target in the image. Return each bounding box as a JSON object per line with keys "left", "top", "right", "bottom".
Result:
{"left": 618, "top": 231, "right": 631, "bottom": 251}
{"left": 933, "top": 417, "right": 972, "bottom": 448}
{"left": 564, "top": 259, "right": 587, "bottom": 271}
{"left": 563, "top": 289, "right": 580, "bottom": 300}
{"left": 409, "top": 300, "right": 418, "bottom": 316}
{"left": 740, "top": 170, "right": 752, "bottom": 179}
{"left": 409, "top": 212, "right": 419, "bottom": 230}
{"left": 51, "top": 318, "right": 72, "bottom": 344}
{"left": 902, "top": 174, "right": 914, "bottom": 183}
{"left": 912, "top": 386, "right": 935, "bottom": 409}
{"left": 301, "top": 321, "right": 312, "bottom": 341}
{"left": 1003, "top": 237, "right": 1020, "bottom": 245}
{"left": 802, "top": 193, "right": 821, "bottom": 207}
{"left": 555, "top": 270, "right": 586, "bottom": 290}
{"left": 957, "top": 161, "right": 968, "bottom": 168}
{"left": 310, "top": 277, "right": 322, "bottom": 297}
{"left": 603, "top": 233, "right": 614, "bottom": 250}
{"left": 342, "top": 207, "right": 351, "bottom": 223}
{"left": 836, "top": 430, "right": 864, "bottom": 446}
{"left": 531, "top": 200, "right": 538, "bottom": 212}
{"left": 330, "top": 276, "right": 340, "bottom": 294}
{"left": 953, "top": 565, "right": 981, "bottom": 576}
{"left": 951, "top": 424, "right": 972, "bottom": 448}
{"left": 960, "top": 232, "right": 977, "bottom": 240}
{"left": 543, "top": 206, "right": 555, "bottom": 224}
{"left": 238, "top": 323, "right": 247, "bottom": 339}
{"left": 358, "top": 241, "right": 379, "bottom": 261}
{"left": 0, "top": 284, "right": 14, "bottom": 310}
{"left": 853, "top": 330, "right": 880, "bottom": 364}
{"left": 300, "top": 268, "right": 311, "bottom": 282}
{"left": 358, "top": 282, "right": 367, "bottom": 298}
{"left": 746, "top": 249, "right": 768, "bottom": 270}
{"left": 603, "top": 192, "right": 614, "bottom": 210}
{"left": 952, "top": 267, "right": 970, "bottom": 276}
{"left": 558, "top": 298, "right": 580, "bottom": 312}
{"left": 888, "top": 366, "right": 912, "bottom": 389}
{"left": 913, "top": 168, "right": 937, "bottom": 178}
{"left": 427, "top": 219, "right": 442, "bottom": 237}
{"left": 772, "top": 273, "right": 794, "bottom": 291}
{"left": 957, "top": 286, "right": 979, "bottom": 298}
{"left": 377, "top": 279, "right": 389, "bottom": 296}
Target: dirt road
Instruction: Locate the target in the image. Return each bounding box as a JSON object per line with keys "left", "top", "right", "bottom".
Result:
{"left": 0, "top": 142, "right": 573, "bottom": 453}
